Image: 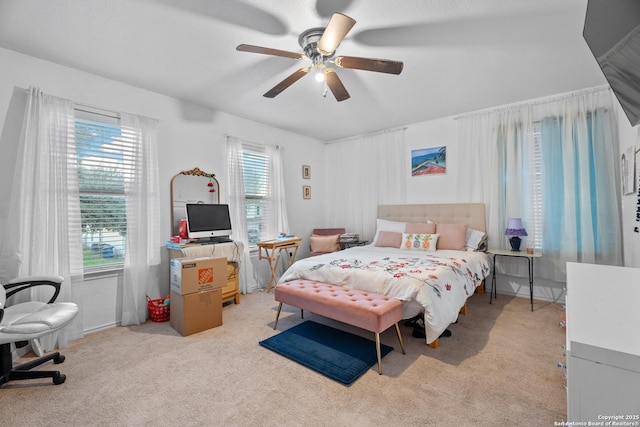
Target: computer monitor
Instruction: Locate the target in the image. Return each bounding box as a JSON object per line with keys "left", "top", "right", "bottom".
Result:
{"left": 185, "top": 203, "right": 232, "bottom": 241}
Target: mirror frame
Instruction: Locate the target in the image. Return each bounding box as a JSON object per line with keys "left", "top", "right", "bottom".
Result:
{"left": 170, "top": 167, "right": 220, "bottom": 236}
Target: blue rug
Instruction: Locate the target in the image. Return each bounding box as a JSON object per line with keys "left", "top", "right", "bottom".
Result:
{"left": 259, "top": 321, "right": 394, "bottom": 385}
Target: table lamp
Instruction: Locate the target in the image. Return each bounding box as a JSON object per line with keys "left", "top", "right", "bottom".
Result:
{"left": 505, "top": 218, "right": 527, "bottom": 252}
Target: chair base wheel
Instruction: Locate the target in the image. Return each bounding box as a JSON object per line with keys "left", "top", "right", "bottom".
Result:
{"left": 53, "top": 354, "right": 65, "bottom": 364}
{"left": 52, "top": 372, "right": 66, "bottom": 385}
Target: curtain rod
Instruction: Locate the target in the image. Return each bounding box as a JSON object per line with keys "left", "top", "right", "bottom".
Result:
{"left": 325, "top": 126, "right": 407, "bottom": 144}
{"left": 454, "top": 85, "right": 611, "bottom": 120}
{"left": 23, "top": 87, "right": 161, "bottom": 123}
{"left": 223, "top": 134, "right": 280, "bottom": 150}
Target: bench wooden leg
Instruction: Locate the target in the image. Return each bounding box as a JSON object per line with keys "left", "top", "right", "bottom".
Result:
{"left": 394, "top": 323, "right": 406, "bottom": 354}
{"left": 375, "top": 332, "right": 382, "bottom": 375}
{"left": 274, "top": 302, "right": 283, "bottom": 330}
{"left": 429, "top": 338, "right": 439, "bottom": 349}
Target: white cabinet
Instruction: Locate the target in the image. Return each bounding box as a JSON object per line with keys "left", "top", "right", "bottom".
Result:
{"left": 566, "top": 262, "right": 640, "bottom": 422}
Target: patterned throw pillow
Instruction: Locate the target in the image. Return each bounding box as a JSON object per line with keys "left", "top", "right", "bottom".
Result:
{"left": 400, "top": 233, "right": 439, "bottom": 252}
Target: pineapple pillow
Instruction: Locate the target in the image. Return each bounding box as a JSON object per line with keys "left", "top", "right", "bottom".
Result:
{"left": 401, "top": 233, "right": 439, "bottom": 252}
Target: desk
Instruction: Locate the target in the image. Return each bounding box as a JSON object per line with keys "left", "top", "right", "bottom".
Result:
{"left": 488, "top": 248, "right": 542, "bottom": 311}
{"left": 257, "top": 237, "right": 302, "bottom": 292}
{"left": 166, "top": 241, "right": 243, "bottom": 304}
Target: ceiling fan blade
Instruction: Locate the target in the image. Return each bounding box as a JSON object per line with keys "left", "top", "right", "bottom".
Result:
{"left": 334, "top": 55, "right": 404, "bottom": 75}
{"left": 317, "top": 13, "right": 356, "bottom": 56}
{"left": 236, "top": 44, "right": 305, "bottom": 60}
{"left": 323, "top": 68, "right": 350, "bottom": 102}
{"left": 263, "top": 67, "right": 310, "bottom": 98}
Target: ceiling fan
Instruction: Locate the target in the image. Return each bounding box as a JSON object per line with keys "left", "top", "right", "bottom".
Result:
{"left": 236, "top": 13, "right": 404, "bottom": 102}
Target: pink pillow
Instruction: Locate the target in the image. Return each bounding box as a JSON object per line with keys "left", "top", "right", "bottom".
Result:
{"left": 435, "top": 223, "right": 468, "bottom": 250}
{"left": 405, "top": 223, "right": 436, "bottom": 234}
{"left": 310, "top": 234, "right": 340, "bottom": 253}
{"left": 374, "top": 231, "right": 402, "bottom": 248}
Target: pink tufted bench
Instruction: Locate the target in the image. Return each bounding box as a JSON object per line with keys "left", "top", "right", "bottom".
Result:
{"left": 274, "top": 280, "right": 405, "bottom": 375}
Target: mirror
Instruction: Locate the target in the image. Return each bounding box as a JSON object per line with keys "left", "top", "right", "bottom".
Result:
{"left": 170, "top": 167, "right": 220, "bottom": 235}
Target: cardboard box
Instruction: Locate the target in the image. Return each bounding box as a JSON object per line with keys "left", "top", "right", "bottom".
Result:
{"left": 170, "top": 256, "right": 227, "bottom": 295}
{"left": 170, "top": 288, "right": 222, "bottom": 336}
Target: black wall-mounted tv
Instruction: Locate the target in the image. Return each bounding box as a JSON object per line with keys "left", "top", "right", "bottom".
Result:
{"left": 583, "top": 0, "right": 640, "bottom": 126}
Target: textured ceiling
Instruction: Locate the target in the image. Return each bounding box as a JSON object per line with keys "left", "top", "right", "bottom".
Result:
{"left": 0, "top": 0, "right": 606, "bottom": 141}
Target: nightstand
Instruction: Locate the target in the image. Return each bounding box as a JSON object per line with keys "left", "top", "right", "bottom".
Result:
{"left": 488, "top": 248, "right": 542, "bottom": 311}
{"left": 339, "top": 240, "right": 368, "bottom": 249}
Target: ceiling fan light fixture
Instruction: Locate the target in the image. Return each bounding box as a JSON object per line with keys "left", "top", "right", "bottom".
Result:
{"left": 238, "top": 12, "right": 401, "bottom": 101}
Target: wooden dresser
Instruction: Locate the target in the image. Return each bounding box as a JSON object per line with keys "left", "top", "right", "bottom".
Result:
{"left": 167, "top": 241, "right": 243, "bottom": 304}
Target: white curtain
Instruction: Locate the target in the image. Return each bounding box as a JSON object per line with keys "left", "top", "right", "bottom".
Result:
{"left": 225, "top": 136, "right": 256, "bottom": 293}
{"left": 264, "top": 145, "right": 290, "bottom": 237}
{"left": 119, "top": 113, "right": 161, "bottom": 326}
{"left": 458, "top": 107, "right": 535, "bottom": 248}
{"left": 0, "top": 87, "right": 84, "bottom": 349}
{"left": 458, "top": 86, "right": 623, "bottom": 281}
{"left": 324, "top": 129, "right": 406, "bottom": 240}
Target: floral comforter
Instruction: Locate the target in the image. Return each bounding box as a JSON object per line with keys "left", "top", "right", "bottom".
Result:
{"left": 278, "top": 245, "right": 491, "bottom": 344}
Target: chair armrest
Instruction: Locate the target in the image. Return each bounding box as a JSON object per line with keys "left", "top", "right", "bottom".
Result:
{"left": 4, "top": 275, "right": 64, "bottom": 304}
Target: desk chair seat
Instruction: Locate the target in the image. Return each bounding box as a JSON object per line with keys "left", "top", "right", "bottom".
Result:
{"left": 1, "top": 276, "right": 79, "bottom": 387}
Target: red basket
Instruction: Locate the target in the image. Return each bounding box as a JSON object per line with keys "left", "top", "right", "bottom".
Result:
{"left": 147, "top": 296, "right": 170, "bottom": 322}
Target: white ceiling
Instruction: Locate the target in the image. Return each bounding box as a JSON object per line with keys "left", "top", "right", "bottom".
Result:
{"left": 0, "top": 0, "right": 606, "bottom": 141}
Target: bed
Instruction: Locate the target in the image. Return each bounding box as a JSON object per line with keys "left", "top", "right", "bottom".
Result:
{"left": 278, "top": 203, "right": 492, "bottom": 346}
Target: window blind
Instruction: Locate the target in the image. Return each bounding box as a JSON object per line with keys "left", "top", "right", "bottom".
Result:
{"left": 242, "top": 147, "right": 271, "bottom": 246}
{"left": 74, "top": 109, "right": 139, "bottom": 272}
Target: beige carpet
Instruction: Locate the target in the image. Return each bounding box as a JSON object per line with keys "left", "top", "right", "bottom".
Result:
{"left": 1, "top": 290, "right": 567, "bottom": 426}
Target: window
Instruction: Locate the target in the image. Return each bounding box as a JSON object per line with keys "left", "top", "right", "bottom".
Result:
{"left": 242, "top": 147, "right": 271, "bottom": 247}
{"left": 74, "top": 109, "right": 135, "bottom": 271}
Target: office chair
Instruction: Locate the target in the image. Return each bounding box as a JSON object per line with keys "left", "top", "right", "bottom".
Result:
{"left": 0, "top": 276, "right": 79, "bottom": 386}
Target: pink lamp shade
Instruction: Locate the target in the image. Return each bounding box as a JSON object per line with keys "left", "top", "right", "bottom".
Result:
{"left": 505, "top": 218, "right": 528, "bottom": 236}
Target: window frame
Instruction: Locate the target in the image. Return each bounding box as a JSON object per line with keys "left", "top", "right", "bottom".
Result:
{"left": 241, "top": 146, "right": 270, "bottom": 249}
{"left": 74, "top": 107, "right": 129, "bottom": 274}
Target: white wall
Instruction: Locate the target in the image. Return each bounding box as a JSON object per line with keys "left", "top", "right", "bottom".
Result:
{"left": 2, "top": 45, "right": 638, "bottom": 332}
{"left": 400, "top": 116, "right": 565, "bottom": 301}
{"left": 0, "top": 47, "right": 325, "bottom": 332}
{"left": 615, "top": 101, "right": 640, "bottom": 269}
{"left": 398, "top": 99, "right": 640, "bottom": 301}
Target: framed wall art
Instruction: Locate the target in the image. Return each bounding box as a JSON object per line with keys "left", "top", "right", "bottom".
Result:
{"left": 411, "top": 146, "right": 446, "bottom": 176}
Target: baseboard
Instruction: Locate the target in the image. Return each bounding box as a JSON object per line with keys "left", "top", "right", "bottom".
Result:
{"left": 492, "top": 274, "right": 566, "bottom": 304}
{"left": 83, "top": 321, "right": 120, "bottom": 335}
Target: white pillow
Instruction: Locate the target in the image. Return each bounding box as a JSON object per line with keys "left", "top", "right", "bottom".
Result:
{"left": 400, "top": 233, "right": 439, "bottom": 252}
{"left": 465, "top": 228, "right": 488, "bottom": 251}
{"left": 372, "top": 219, "right": 407, "bottom": 245}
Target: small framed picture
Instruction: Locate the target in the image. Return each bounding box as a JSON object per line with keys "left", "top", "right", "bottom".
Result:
{"left": 622, "top": 145, "right": 635, "bottom": 195}
{"left": 302, "top": 165, "right": 311, "bottom": 179}
{"left": 303, "top": 185, "right": 311, "bottom": 199}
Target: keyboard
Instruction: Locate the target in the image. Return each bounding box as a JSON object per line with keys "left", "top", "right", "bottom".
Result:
{"left": 200, "top": 237, "right": 233, "bottom": 244}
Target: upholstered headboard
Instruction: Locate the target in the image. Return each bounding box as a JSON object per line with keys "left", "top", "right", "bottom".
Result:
{"left": 377, "top": 203, "right": 487, "bottom": 233}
